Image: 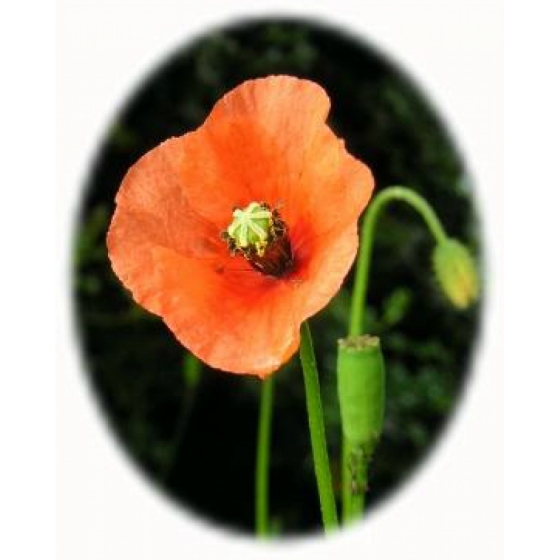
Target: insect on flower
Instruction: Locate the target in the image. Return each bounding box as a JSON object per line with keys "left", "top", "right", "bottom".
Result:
{"left": 107, "top": 75, "right": 374, "bottom": 377}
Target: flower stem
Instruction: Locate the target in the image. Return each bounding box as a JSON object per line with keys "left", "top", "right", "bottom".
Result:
{"left": 342, "top": 186, "right": 447, "bottom": 524}
{"left": 341, "top": 437, "right": 353, "bottom": 520}
{"left": 342, "top": 439, "right": 369, "bottom": 521}
{"left": 299, "top": 322, "right": 339, "bottom": 532}
{"left": 255, "top": 375, "right": 274, "bottom": 537}
{"left": 160, "top": 353, "right": 201, "bottom": 483}
{"left": 349, "top": 186, "right": 447, "bottom": 336}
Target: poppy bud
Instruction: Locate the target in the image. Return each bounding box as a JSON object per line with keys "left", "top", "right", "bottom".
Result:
{"left": 432, "top": 238, "right": 479, "bottom": 309}
{"left": 337, "top": 335, "right": 385, "bottom": 450}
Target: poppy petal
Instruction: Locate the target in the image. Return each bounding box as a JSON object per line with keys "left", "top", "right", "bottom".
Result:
{"left": 291, "top": 222, "right": 360, "bottom": 320}
{"left": 107, "top": 137, "right": 227, "bottom": 312}
{"left": 207, "top": 75, "right": 331, "bottom": 146}
{"left": 180, "top": 76, "right": 331, "bottom": 225}
{"left": 150, "top": 246, "right": 301, "bottom": 377}
{"left": 180, "top": 76, "right": 373, "bottom": 236}
{"left": 286, "top": 126, "right": 374, "bottom": 238}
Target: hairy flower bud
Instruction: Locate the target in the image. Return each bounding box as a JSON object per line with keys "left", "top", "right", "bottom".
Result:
{"left": 433, "top": 238, "right": 479, "bottom": 309}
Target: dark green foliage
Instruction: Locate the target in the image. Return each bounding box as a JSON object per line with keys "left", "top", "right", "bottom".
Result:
{"left": 74, "top": 18, "right": 481, "bottom": 535}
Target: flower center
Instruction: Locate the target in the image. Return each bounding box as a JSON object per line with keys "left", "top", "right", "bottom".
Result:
{"left": 222, "top": 201, "right": 294, "bottom": 278}
{"left": 226, "top": 202, "right": 273, "bottom": 256}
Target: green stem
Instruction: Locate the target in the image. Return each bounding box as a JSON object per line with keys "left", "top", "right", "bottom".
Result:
{"left": 299, "top": 322, "right": 339, "bottom": 532}
{"left": 349, "top": 186, "right": 447, "bottom": 336}
{"left": 345, "top": 443, "right": 368, "bottom": 520}
{"left": 255, "top": 376, "right": 274, "bottom": 537}
{"left": 342, "top": 186, "right": 447, "bottom": 524}
{"left": 160, "top": 354, "right": 201, "bottom": 483}
{"left": 342, "top": 435, "right": 368, "bottom": 523}
{"left": 341, "top": 437, "right": 352, "bottom": 520}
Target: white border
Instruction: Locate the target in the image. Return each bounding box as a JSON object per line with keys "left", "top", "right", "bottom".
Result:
{"left": 57, "top": 1, "right": 503, "bottom": 559}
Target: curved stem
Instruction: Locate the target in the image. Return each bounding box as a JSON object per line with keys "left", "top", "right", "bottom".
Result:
{"left": 299, "top": 322, "right": 339, "bottom": 532}
{"left": 342, "top": 186, "right": 447, "bottom": 524}
{"left": 349, "top": 186, "right": 447, "bottom": 336}
{"left": 255, "top": 376, "right": 274, "bottom": 537}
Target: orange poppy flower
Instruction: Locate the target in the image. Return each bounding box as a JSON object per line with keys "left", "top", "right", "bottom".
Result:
{"left": 107, "top": 76, "right": 374, "bottom": 377}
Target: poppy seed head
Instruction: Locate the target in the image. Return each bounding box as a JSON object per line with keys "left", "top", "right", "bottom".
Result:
{"left": 226, "top": 202, "right": 273, "bottom": 256}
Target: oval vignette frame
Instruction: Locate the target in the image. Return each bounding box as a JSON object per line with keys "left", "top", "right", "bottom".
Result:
{"left": 72, "top": 16, "right": 484, "bottom": 538}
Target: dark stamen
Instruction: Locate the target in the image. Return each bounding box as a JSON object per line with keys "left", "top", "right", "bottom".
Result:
{"left": 222, "top": 202, "right": 294, "bottom": 278}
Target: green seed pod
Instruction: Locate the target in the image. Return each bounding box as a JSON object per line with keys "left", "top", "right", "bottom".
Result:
{"left": 337, "top": 335, "right": 385, "bottom": 450}
{"left": 433, "top": 238, "right": 479, "bottom": 309}
{"left": 226, "top": 202, "right": 273, "bottom": 255}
